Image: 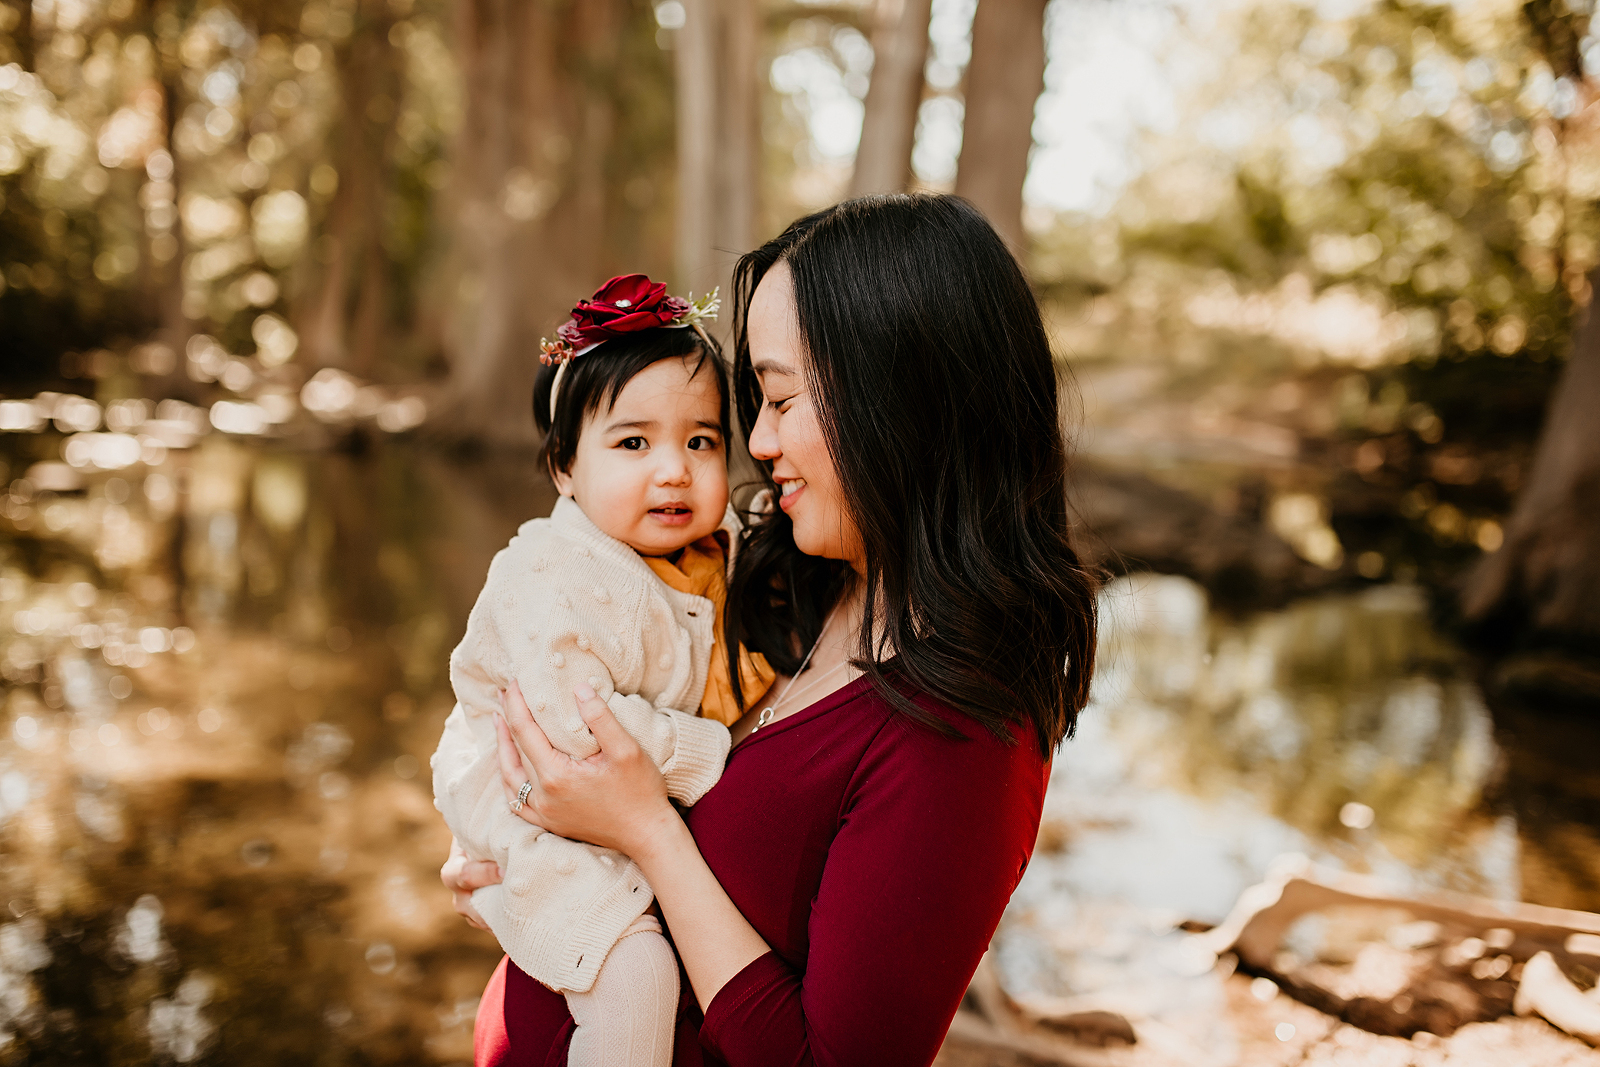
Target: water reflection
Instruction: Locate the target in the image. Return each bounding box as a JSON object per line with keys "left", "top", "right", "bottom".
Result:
{"left": 0, "top": 426, "right": 1595, "bottom": 1062}
{"left": 996, "top": 574, "right": 1600, "bottom": 1056}
{"left": 1, "top": 427, "right": 550, "bottom": 1063}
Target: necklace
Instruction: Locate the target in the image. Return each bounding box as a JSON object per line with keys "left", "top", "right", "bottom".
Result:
{"left": 752, "top": 608, "right": 847, "bottom": 733}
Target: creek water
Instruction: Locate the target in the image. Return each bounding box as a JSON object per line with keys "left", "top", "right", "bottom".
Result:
{"left": 0, "top": 434, "right": 1595, "bottom": 1065}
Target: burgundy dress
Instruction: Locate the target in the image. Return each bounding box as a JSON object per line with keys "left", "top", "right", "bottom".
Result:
{"left": 473, "top": 674, "right": 1048, "bottom": 1067}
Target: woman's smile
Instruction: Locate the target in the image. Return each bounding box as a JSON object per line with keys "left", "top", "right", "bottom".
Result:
{"left": 777, "top": 478, "right": 806, "bottom": 510}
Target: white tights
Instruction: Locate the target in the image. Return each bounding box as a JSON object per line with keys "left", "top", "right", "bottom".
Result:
{"left": 564, "top": 914, "right": 679, "bottom": 1067}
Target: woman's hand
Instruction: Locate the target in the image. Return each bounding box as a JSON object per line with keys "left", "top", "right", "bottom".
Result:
{"left": 440, "top": 836, "right": 501, "bottom": 930}
{"left": 494, "top": 681, "right": 678, "bottom": 859}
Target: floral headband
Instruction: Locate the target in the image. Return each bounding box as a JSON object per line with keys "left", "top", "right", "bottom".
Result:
{"left": 540, "top": 273, "right": 719, "bottom": 422}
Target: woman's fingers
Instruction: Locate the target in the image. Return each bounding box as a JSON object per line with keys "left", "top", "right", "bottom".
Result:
{"left": 493, "top": 714, "right": 534, "bottom": 804}
{"left": 500, "top": 681, "right": 563, "bottom": 776}
{"left": 573, "top": 683, "right": 634, "bottom": 756}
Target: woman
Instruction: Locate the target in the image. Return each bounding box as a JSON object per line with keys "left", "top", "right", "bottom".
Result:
{"left": 443, "top": 193, "right": 1100, "bottom": 1066}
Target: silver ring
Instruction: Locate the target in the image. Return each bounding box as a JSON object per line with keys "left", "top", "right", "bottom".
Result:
{"left": 511, "top": 780, "right": 532, "bottom": 813}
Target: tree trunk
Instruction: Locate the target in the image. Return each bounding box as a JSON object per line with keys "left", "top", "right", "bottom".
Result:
{"left": 1463, "top": 268, "right": 1600, "bottom": 647}
{"left": 716, "top": 0, "right": 760, "bottom": 264}
{"left": 849, "top": 0, "right": 932, "bottom": 197}
{"left": 675, "top": 0, "right": 760, "bottom": 318}
{"left": 675, "top": 0, "right": 719, "bottom": 294}
{"left": 296, "top": 0, "right": 400, "bottom": 374}
{"left": 954, "top": 0, "right": 1047, "bottom": 254}
{"left": 435, "top": 0, "right": 626, "bottom": 443}
{"left": 141, "top": 13, "right": 198, "bottom": 402}
{"left": 7, "top": 0, "right": 32, "bottom": 70}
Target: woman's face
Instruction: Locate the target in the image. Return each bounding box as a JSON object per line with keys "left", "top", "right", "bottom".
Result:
{"left": 747, "top": 262, "right": 865, "bottom": 571}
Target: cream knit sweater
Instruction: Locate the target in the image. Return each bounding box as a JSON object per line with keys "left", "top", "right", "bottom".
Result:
{"left": 431, "top": 496, "right": 732, "bottom": 994}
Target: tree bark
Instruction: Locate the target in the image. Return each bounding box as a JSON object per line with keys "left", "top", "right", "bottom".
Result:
{"left": 140, "top": 9, "right": 198, "bottom": 402}
{"left": 675, "top": 0, "right": 760, "bottom": 318}
{"left": 434, "top": 0, "right": 626, "bottom": 442}
{"left": 296, "top": 0, "right": 401, "bottom": 375}
{"left": 675, "top": 0, "right": 719, "bottom": 294}
{"left": 716, "top": 0, "right": 760, "bottom": 263}
{"left": 954, "top": 0, "right": 1047, "bottom": 254}
{"left": 1463, "top": 268, "right": 1600, "bottom": 647}
{"left": 7, "top": 0, "right": 32, "bottom": 70}
{"left": 849, "top": 0, "right": 932, "bottom": 197}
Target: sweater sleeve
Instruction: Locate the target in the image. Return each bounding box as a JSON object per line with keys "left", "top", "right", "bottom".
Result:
{"left": 696, "top": 714, "right": 1046, "bottom": 1067}
{"left": 449, "top": 538, "right": 729, "bottom": 806}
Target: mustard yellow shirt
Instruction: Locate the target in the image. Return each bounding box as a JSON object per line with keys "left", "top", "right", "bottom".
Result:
{"left": 645, "top": 536, "right": 776, "bottom": 726}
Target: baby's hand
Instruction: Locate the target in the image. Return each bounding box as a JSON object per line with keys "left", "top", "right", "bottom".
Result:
{"left": 440, "top": 836, "right": 502, "bottom": 931}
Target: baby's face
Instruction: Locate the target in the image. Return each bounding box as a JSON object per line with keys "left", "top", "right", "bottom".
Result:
{"left": 554, "top": 355, "right": 729, "bottom": 556}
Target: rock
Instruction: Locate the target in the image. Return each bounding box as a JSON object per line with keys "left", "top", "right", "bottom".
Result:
{"left": 1515, "top": 952, "right": 1600, "bottom": 1047}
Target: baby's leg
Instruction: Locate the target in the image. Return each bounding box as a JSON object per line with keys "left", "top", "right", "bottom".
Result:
{"left": 564, "top": 914, "right": 678, "bottom": 1067}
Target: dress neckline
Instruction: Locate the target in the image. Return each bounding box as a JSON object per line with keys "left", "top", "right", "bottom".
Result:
{"left": 729, "top": 673, "right": 876, "bottom": 756}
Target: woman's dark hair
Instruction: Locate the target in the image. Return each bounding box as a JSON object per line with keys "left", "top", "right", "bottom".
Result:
{"left": 533, "top": 326, "right": 729, "bottom": 479}
{"left": 725, "top": 193, "right": 1099, "bottom": 754}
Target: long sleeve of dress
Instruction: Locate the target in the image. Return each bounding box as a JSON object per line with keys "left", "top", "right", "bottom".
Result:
{"left": 694, "top": 713, "right": 1046, "bottom": 1067}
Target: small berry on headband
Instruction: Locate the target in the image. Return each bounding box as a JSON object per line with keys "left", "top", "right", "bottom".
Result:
{"left": 539, "top": 338, "right": 576, "bottom": 367}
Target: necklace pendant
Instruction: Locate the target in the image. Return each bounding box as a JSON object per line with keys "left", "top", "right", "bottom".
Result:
{"left": 753, "top": 707, "right": 775, "bottom": 732}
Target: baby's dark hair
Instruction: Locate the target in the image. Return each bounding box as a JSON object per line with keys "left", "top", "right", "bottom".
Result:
{"left": 533, "top": 327, "right": 730, "bottom": 480}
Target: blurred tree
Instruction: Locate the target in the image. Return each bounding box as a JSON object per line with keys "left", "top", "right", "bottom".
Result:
{"left": 2, "top": 0, "right": 30, "bottom": 71}
{"left": 1462, "top": 1, "right": 1600, "bottom": 651}
{"left": 849, "top": 0, "right": 931, "bottom": 196}
{"left": 295, "top": 0, "right": 404, "bottom": 375}
{"left": 0, "top": 0, "right": 462, "bottom": 402}
{"left": 1033, "top": 0, "right": 1600, "bottom": 595}
{"left": 437, "top": 0, "right": 620, "bottom": 440}
{"left": 674, "top": 0, "right": 760, "bottom": 303}
{"left": 1464, "top": 264, "right": 1600, "bottom": 648}
{"left": 955, "top": 0, "right": 1046, "bottom": 251}
{"left": 436, "top": 0, "right": 680, "bottom": 441}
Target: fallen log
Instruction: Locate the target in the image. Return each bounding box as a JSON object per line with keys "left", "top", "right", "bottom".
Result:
{"left": 1515, "top": 951, "right": 1600, "bottom": 1047}
{"left": 1197, "top": 855, "right": 1600, "bottom": 1041}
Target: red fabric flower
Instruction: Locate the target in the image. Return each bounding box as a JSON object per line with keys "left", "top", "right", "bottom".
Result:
{"left": 558, "top": 274, "right": 690, "bottom": 349}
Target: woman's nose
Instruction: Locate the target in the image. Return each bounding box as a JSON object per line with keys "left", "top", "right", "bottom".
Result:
{"left": 748, "top": 404, "right": 780, "bottom": 461}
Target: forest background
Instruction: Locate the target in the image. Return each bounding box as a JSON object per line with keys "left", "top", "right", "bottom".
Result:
{"left": 3, "top": 0, "right": 1600, "bottom": 1062}
{"left": 4, "top": 0, "right": 1599, "bottom": 661}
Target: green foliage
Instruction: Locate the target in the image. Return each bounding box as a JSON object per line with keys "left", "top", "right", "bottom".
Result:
{"left": 0, "top": 0, "right": 459, "bottom": 389}
{"left": 1036, "top": 0, "right": 1598, "bottom": 586}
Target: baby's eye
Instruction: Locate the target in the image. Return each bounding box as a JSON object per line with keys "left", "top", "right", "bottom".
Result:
{"left": 620, "top": 436, "right": 646, "bottom": 451}
{"left": 688, "top": 435, "right": 720, "bottom": 451}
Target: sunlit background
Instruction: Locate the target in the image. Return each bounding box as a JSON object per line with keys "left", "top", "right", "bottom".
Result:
{"left": 3, "top": 0, "right": 1600, "bottom": 1062}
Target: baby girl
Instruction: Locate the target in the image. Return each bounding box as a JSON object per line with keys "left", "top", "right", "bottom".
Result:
{"left": 431, "top": 276, "right": 772, "bottom": 1066}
